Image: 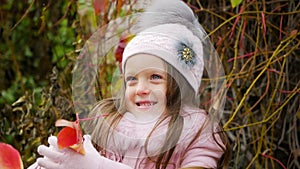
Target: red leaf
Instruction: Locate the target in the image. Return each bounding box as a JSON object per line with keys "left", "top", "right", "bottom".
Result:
{"left": 56, "top": 114, "right": 85, "bottom": 154}
{"left": 57, "top": 127, "right": 78, "bottom": 149}
{"left": 115, "top": 34, "right": 135, "bottom": 64}
{"left": 0, "top": 142, "right": 23, "bottom": 169}
{"left": 94, "top": 0, "right": 108, "bottom": 15}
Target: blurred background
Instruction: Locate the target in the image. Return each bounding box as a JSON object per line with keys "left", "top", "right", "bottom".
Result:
{"left": 0, "top": 0, "right": 299, "bottom": 168}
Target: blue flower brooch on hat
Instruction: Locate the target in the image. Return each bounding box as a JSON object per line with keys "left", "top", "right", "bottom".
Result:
{"left": 177, "top": 43, "right": 196, "bottom": 67}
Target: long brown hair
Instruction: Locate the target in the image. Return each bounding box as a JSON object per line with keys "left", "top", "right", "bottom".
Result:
{"left": 83, "top": 61, "right": 230, "bottom": 168}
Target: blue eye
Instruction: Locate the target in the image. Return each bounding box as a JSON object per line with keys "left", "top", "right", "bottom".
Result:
{"left": 151, "top": 74, "right": 162, "bottom": 80}
{"left": 126, "top": 76, "right": 136, "bottom": 82}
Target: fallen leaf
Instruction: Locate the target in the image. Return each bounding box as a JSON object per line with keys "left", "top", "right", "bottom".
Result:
{"left": 0, "top": 142, "right": 23, "bottom": 169}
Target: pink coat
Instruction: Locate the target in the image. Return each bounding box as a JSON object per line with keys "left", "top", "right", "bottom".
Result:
{"left": 103, "top": 106, "right": 225, "bottom": 168}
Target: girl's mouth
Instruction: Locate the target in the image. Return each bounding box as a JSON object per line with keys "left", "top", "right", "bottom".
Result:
{"left": 136, "top": 101, "right": 157, "bottom": 107}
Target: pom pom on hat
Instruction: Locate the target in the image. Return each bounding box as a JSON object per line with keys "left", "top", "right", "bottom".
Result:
{"left": 137, "top": 0, "right": 202, "bottom": 35}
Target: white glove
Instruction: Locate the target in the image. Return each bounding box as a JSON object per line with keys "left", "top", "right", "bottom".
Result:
{"left": 36, "top": 135, "right": 132, "bottom": 169}
{"left": 27, "top": 162, "right": 43, "bottom": 169}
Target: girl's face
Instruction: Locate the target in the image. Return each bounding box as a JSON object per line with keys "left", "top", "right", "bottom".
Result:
{"left": 124, "top": 54, "right": 167, "bottom": 121}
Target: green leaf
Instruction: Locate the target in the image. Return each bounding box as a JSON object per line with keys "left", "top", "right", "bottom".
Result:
{"left": 230, "top": 0, "right": 242, "bottom": 8}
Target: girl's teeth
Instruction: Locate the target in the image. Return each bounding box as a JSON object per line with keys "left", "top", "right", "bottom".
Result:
{"left": 140, "top": 103, "right": 152, "bottom": 106}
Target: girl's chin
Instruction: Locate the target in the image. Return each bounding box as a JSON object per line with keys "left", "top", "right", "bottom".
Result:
{"left": 133, "top": 108, "right": 158, "bottom": 114}
{"left": 129, "top": 106, "right": 166, "bottom": 116}
{"left": 136, "top": 105, "right": 166, "bottom": 112}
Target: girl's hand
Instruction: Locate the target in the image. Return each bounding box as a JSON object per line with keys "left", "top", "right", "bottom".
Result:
{"left": 36, "top": 135, "right": 132, "bottom": 169}
{"left": 37, "top": 135, "right": 100, "bottom": 169}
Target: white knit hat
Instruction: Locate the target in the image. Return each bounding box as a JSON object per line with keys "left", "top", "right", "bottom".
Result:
{"left": 122, "top": 0, "right": 205, "bottom": 94}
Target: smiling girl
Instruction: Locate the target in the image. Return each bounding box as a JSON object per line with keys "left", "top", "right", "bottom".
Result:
{"left": 29, "top": 0, "right": 229, "bottom": 168}
{"left": 124, "top": 54, "right": 168, "bottom": 122}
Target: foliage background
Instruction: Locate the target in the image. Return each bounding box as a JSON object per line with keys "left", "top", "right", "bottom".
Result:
{"left": 0, "top": 0, "right": 299, "bottom": 168}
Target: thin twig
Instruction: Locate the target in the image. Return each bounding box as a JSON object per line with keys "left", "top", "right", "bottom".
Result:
{"left": 10, "top": 0, "right": 35, "bottom": 31}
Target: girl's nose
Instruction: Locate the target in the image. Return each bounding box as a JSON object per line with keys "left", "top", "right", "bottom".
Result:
{"left": 136, "top": 81, "right": 150, "bottom": 96}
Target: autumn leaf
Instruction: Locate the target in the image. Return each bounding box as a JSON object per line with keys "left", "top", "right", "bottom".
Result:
{"left": 115, "top": 34, "right": 135, "bottom": 64}
{"left": 0, "top": 142, "right": 23, "bottom": 169}
{"left": 94, "top": 0, "right": 108, "bottom": 15}
{"left": 55, "top": 114, "right": 85, "bottom": 154}
{"left": 230, "top": 0, "right": 242, "bottom": 8}
{"left": 57, "top": 127, "right": 78, "bottom": 148}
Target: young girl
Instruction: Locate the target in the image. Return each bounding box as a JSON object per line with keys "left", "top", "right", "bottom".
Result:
{"left": 30, "top": 0, "right": 229, "bottom": 168}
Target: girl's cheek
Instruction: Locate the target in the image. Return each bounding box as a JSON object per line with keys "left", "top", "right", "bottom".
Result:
{"left": 125, "top": 88, "right": 134, "bottom": 98}
{"left": 152, "top": 84, "right": 167, "bottom": 94}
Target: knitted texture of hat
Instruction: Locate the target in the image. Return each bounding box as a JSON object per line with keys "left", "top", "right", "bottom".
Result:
{"left": 122, "top": 24, "right": 203, "bottom": 93}
{"left": 122, "top": 0, "right": 204, "bottom": 93}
